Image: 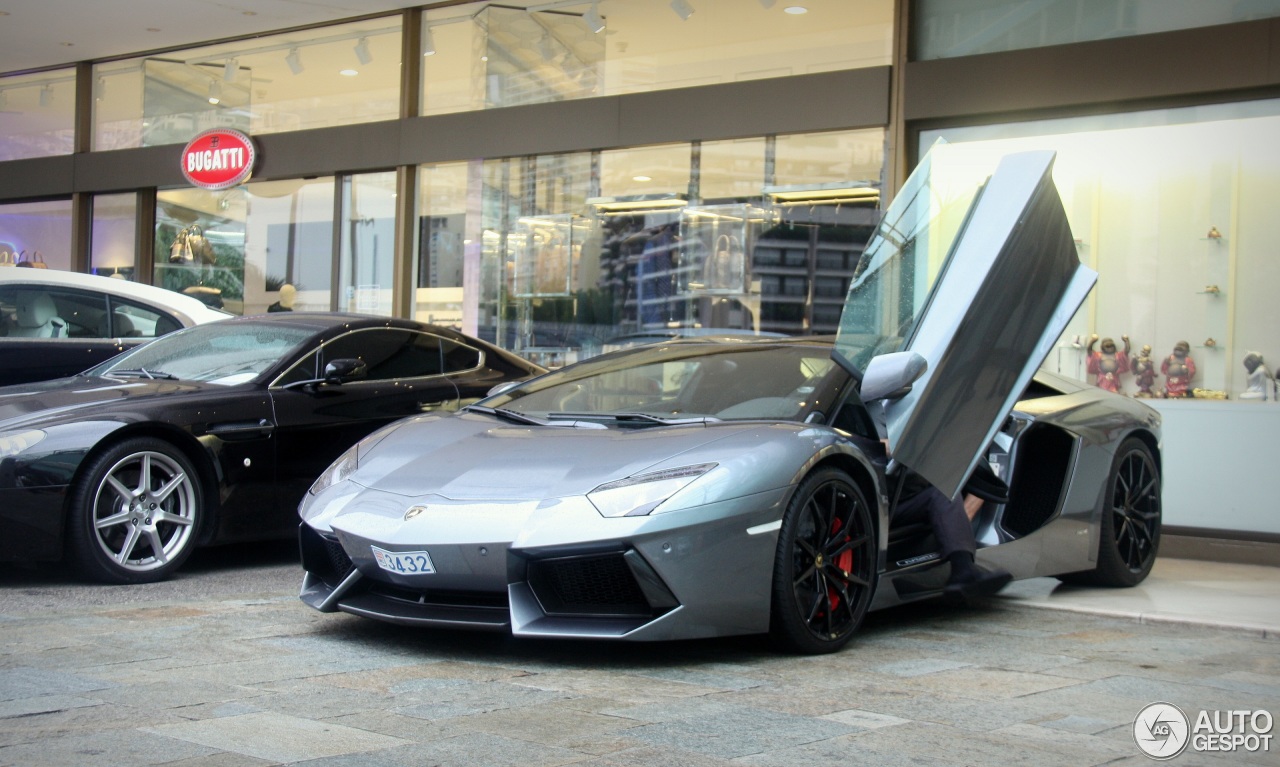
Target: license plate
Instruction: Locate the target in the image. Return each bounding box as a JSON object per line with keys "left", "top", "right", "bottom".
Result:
{"left": 371, "top": 546, "right": 435, "bottom": 575}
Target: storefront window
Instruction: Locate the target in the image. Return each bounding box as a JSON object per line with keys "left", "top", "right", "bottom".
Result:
{"left": 415, "top": 128, "right": 886, "bottom": 365}
{"left": 0, "top": 199, "right": 73, "bottom": 270}
{"left": 156, "top": 177, "right": 337, "bottom": 315}
{"left": 421, "top": 0, "right": 892, "bottom": 116}
{"left": 0, "top": 69, "right": 76, "bottom": 160}
{"left": 339, "top": 172, "right": 398, "bottom": 317}
{"left": 920, "top": 98, "right": 1280, "bottom": 401}
{"left": 913, "top": 0, "right": 1280, "bottom": 61}
{"left": 94, "top": 19, "right": 402, "bottom": 150}
{"left": 90, "top": 194, "right": 138, "bottom": 280}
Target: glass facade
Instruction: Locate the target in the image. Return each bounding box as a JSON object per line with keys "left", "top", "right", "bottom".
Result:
{"left": 90, "top": 193, "right": 139, "bottom": 279}
{"left": 92, "top": 19, "right": 402, "bottom": 150}
{"left": 913, "top": 0, "right": 1280, "bottom": 60}
{"left": 0, "top": 69, "right": 76, "bottom": 161}
{"left": 920, "top": 99, "right": 1280, "bottom": 401}
{"left": 421, "top": 0, "right": 892, "bottom": 115}
{"left": 0, "top": 200, "right": 73, "bottom": 270}
{"left": 413, "top": 128, "right": 884, "bottom": 365}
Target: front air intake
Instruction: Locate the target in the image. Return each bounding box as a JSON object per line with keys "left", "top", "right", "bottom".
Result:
{"left": 527, "top": 551, "right": 654, "bottom": 618}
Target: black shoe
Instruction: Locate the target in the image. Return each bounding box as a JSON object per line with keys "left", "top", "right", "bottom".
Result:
{"left": 944, "top": 564, "right": 1012, "bottom": 600}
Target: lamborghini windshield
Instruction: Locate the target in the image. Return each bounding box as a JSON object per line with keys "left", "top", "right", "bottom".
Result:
{"left": 833, "top": 141, "right": 987, "bottom": 375}
{"left": 480, "top": 342, "right": 843, "bottom": 423}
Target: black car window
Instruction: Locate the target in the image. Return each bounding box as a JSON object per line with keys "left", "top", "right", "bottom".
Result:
{"left": 275, "top": 329, "right": 473, "bottom": 386}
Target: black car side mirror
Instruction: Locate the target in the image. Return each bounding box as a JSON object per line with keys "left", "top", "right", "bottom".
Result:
{"left": 324, "top": 358, "right": 368, "bottom": 384}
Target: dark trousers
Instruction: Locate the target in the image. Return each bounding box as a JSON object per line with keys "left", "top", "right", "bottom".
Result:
{"left": 893, "top": 485, "right": 976, "bottom": 558}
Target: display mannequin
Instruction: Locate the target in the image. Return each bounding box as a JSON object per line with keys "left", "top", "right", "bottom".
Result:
{"left": 268, "top": 283, "right": 296, "bottom": 312}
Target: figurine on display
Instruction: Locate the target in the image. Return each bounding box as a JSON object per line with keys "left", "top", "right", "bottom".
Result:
{"left": 1086, "top": 334, "right": 1130, "bottom": 393}
{"left": 1131, "top": 344, "right": 1158, "bottom": 398}
{"left": 1161, "top": 341, "right": 1197, "bottom": 398}
{"left": 1241, "top": 352, "right": 1276, "bottom": 401}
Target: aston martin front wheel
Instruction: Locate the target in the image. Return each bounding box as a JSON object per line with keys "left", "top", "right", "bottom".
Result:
{"left": 1061, "top": 437, "right": 1161, "bottom": 588}
{"left": 770, "top": 467, "right": 876, "bottom": 654}
{"left": 66, "top": 437, "right": 203, "bottom": 584}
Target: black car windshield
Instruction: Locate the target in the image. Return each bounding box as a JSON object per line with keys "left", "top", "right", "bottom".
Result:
{"left": 87, "top": 322, "right": 315, "bottom": 385}
{"left": 482, "top": 343, "right": 842, "bottom": 423}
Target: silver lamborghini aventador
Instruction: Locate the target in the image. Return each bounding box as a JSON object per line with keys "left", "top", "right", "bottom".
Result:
{"left": 298, "top": 147, "right": 1162, "bottom": 654}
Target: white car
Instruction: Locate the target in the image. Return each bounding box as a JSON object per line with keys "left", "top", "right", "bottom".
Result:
{"left": 0, "top": 268, "right": 231, "bottom": 386}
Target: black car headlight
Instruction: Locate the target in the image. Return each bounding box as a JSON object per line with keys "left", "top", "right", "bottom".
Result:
{"left": 588, "top": 463, "right": 717, "bottom": 518}
{"left": 0, "top": 429, "right": 45, "bottom": 459}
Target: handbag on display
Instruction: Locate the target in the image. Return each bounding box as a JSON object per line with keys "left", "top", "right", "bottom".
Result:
{"left": 186, "top": 225, "right": 216, "bottom": 265}
{"left": 25, "top": 251, "right": 48, "bottom": 268}
{"left": 170, "top": 228, "right": 194, "bottom": 264}
{"left": 0, "top": 249, "right": 13, "bottom": 267}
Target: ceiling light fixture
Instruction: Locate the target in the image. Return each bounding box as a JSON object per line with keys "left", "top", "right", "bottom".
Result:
{"left": 285, "top": 47, "right": 304, "bottom": 75}
{"left": 223, "top": 57, "right": 240, "bottom": 83}
{"left": 670, "top": 0, "right": 695, "bottom": 20}
{"left": 39, "top": 84, "right": 52, "bottom": 107}
{"left": 583, "top": 3, "right": 606, "bottom": 34}
{"left": 354, "top": 37, "right": 372, "bottom": 66}
{"left": 207, "top": 79, "right": 221, "bottom": 105}
{"left": 784, "top": 5, "right": 808, "bottom": 14}
{"left": 94, "top": 77, "right": 105, "bottom": 101}
{"left": 759, "top": 0, "right": 777, "bottom": 7}
{"left": 423, "top": 25, "right": 437, "bottom": 56}
{"left": 0, "top": 90, "right": 8, "bottom": 110}
{"left": 340, "top": 68, "right": 359, "bottom": 76}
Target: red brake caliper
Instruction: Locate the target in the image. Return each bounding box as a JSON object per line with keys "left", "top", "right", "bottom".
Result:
{"left": 828, "top": 517, "right": 853, "bottom": 612}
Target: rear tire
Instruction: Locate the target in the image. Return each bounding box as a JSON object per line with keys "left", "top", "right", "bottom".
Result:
{"left": 66, "top": 437, "right": 203, "bottom": 584}
{"left": 770, "top": 468, "right": 876, "bottom": 654}
{"left": 1058, "top": 437, "right": 1161, "bottom": 587}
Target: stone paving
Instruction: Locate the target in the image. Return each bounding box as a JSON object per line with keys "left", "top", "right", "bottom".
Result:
{"left": 1, "top": 559, "right": 1277, "bottom": 767}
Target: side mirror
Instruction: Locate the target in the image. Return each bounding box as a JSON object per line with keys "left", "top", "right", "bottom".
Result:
{"left": 324, "top": 358, "right": 367, "bottom": 384}
{"left": 861, "top": 351, "right": 927, "bottom": 402}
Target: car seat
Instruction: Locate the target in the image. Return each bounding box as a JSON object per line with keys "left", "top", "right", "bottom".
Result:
{"left": 98, "top": 310, "right": 139, "bottom": 338}
{"left": 9, "top": 292, "right": 67, "bottom": 337}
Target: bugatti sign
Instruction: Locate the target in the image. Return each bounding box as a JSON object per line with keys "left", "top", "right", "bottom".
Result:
{"left": 180, "top": 128, "right": 256, "bottom": 190}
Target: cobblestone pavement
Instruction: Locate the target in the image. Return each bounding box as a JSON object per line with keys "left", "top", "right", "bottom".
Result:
{"left": 1, "top": 544, "right": 1277, "bottom": 767}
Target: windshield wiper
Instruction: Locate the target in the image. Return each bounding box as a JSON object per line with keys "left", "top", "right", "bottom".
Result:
{"left": 550, "top": 412, "right": 721, "bottom": 426}
{"left": 463, "top": 404, "right": 549, "bottom": 426}
{"left": 109, "top": 368, "right": 178, "bottom": 380}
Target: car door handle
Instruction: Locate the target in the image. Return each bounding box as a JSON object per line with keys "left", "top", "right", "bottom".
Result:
{"left": 207, "top": 419, "right": 275, "bottom": 440}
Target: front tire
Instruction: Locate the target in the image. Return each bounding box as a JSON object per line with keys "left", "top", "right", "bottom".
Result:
{"left": 66, "top": 437, "right": 203, "bottom": 584}
{"left": 770, "top": 468, "right": 876, "bottom": 654}
{"left": 1060, "top": 437, "right": 1161, "bottom": 587}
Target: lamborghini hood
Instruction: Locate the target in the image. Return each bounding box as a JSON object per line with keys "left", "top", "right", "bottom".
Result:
{"left": 347, "top": 411, "right": 756, "bottom": 501}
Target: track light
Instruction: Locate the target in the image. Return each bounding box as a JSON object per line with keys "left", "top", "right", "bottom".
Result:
{"left": 39, "top": 84, "right": 52, "bottom": 107}
{"left": 94, "top": 77, "right": 105, "bottom": 101}
{"left": 285, "top": 47, "right": 304, "bottom": 75}
{"left": 670, "top": 0, "right": 695, "bottom": 20}
{"left": 0, "top": 90, "right": 8, "bottom": 110}
{"left": 223, "top": 57, "right": 240, "bottom": 83}
{"left": 583, "top": 3, "right": 605, "bottom": 33}
{"left": 354, "top": 37, "right": 372, "bottom": 66}
{"left": 759, "top": 0, "right": 777, "bottom": 6}
{"left": 423, "top": 25, "right": 436, "bottom": 56}
{"left": 207, "top": 79, "right": 221, "bottom": 105}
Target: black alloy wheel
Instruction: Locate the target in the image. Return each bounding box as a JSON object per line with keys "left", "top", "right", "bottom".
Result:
{"left": 1061, "top": 437, "right": 1161, "bottom": 587}
{"left": 770, "top": 467, "right": 876, "bottom": 654}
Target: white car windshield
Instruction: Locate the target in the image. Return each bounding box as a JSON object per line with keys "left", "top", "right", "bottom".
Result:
{"left": 88, "top": 322, "right": 314, "bottom": 385}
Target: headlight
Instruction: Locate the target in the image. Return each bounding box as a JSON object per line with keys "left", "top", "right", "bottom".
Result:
{"left": 588, "top": 463, "right": 717, "bottom": 518}
{"left": 0, "top": 430, "right": 45, "bottom": 459}
{"left": 308, "top": 444, "right": 359, "bottom": 496}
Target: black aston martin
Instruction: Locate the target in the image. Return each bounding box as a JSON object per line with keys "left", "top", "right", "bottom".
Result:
{"left": 0, "top": 313, "right": 544, "bottom": 583}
